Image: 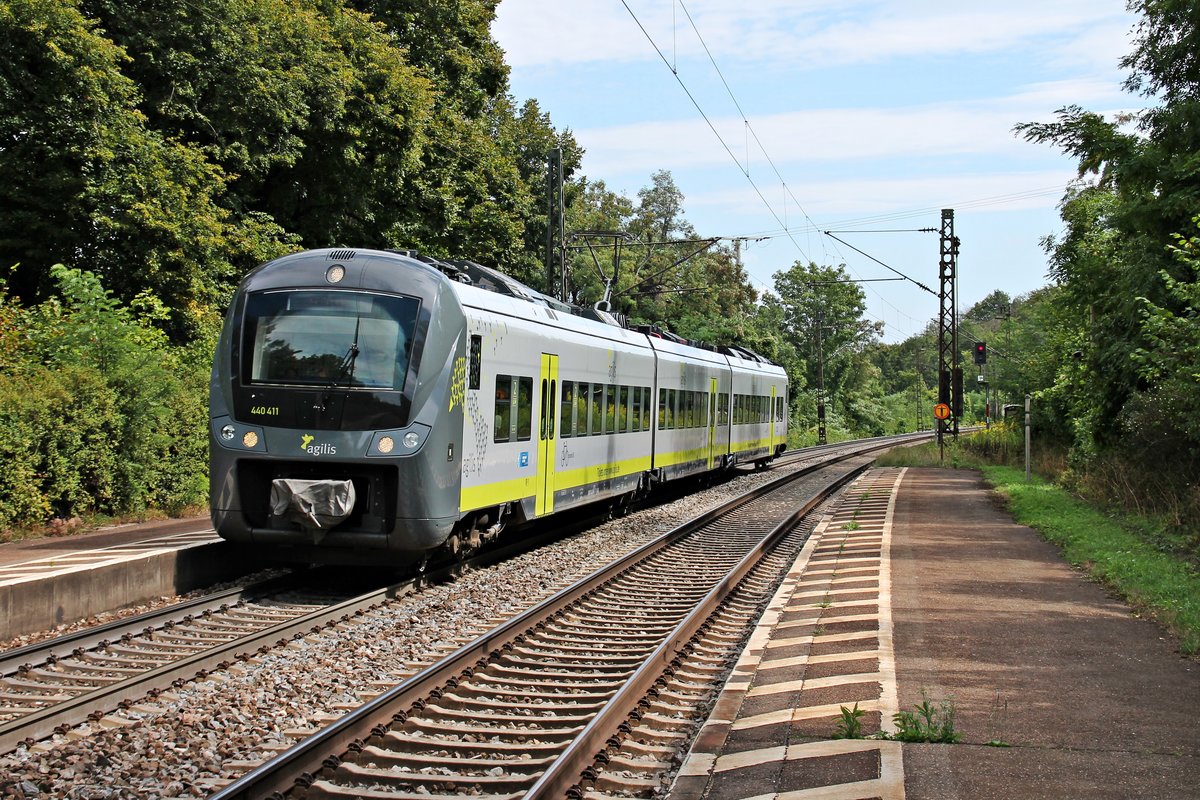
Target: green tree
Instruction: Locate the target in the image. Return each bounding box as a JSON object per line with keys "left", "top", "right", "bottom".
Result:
{"left": 0, "top": 0, "right": 289, "bottom": 337}
{"left": 1016, "top": 0, "right": 1200, "bottom": 457}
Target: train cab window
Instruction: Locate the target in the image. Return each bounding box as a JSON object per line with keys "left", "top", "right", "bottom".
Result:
{"left": 619, "top": 386, "right": 630, "bottom": 433}
{"left": 494, "top": 376, "right": 512, "bottom": 442}
{"left": 560, "top": 381, "right": 575, "bottom": 438}
{"left": 468, "top": 335, "right": 482, "bottom": 390}
{"left": 516, "top": 377, "right": 533, "bottom": 441}
{"left": 243, "top": 290, "right": 418, "bottom": 389}
{"left": 590, "top": 384, "right": 604, "bottom": 435}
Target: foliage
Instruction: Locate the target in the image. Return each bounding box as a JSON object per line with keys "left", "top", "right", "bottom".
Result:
{"left": 833, "top": 703, "right": 866, "bottom": 739}
{"left": 0, "top": 268, "right": 208, "bottom": 532}
{"left": 0, "top": 0, "right": 293, "bottom": 339}
{"left": 890, "top": 697, "right": 962, "bottom": 744}
{"left": 1014, "top": 0, "right": 1200, "bottom": 470}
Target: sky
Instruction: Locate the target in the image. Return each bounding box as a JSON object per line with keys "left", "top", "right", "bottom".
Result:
{"left": 490, "top": 0, "right": 1138, "bottom": 343}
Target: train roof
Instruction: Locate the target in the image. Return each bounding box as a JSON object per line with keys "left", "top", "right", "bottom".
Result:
{"left": 328, "top": 248, "right": 782, "bottom": 371}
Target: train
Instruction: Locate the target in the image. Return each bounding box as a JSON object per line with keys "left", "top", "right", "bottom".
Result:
{"left": 209, "top": 248, "right": 788, "bottom": 565}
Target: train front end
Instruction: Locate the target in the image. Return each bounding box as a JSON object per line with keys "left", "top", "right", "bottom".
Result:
{"left": 209, "top": 249, "right": 467, "bottom": 564}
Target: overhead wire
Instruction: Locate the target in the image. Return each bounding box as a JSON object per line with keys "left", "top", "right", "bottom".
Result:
{"left": 618, "top": 0, "right": 812, "bottom": 264}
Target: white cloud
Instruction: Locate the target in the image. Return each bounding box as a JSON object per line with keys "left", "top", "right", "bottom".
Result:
{"left": 685, "top": 169, "right": 1076, "bottom": 221}
{"left": 493, "top": 0, "right": 1130, "bottom": 72}
{"left": 571, "top": 81, "right": 1121, "bottom": 178}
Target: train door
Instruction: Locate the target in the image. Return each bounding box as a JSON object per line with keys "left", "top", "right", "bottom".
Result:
{"left": 770, "top": 385, "right": 778, "bottom": 450}
{"left": 707, "top": 377, "right": 718, "bottom": 469}
{"left": 536, "top": 353, "right": 559, "bottom": 516}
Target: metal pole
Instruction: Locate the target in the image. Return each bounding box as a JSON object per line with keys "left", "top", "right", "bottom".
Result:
{"left": 1024, "top": 393, "right": 1032, "bottom": 481}
{"left": 816, "top": 311, "right": 826, "bottom": 445}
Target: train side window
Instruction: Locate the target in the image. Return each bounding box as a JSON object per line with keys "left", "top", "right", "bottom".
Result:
{"left": 658, "top": 389, "right": 667, "bottom": 430}
{"left": 591, "top": 383, "right": 604, "bottom": 435}
{"left": 516, "top": 377, "right": 533, "bottom": 441}
{"left": 560, "top": 381, "right": 574, "bottom": 438}
{"left": 669, "top": 389, "right": 679, "bottom": 430}
{"left": 468, "top": 335, "right": 482, "bottom": 390}
{"left": 718, "top": 393, "right": 728, "bottom": 426}
{"left": 577, "top": 382, "right": 590, "bottom": 436}
{"left": 640, "top": 387, "right": 649, "bottom": 431}
{"left": 605, "top": 385, "right": 617, "bottom": 433}
{"left": 494, "top": 375, "right": 512, "bottom": 442}
{"left": 619, "top": 386, "right": 629, "bottom": 433}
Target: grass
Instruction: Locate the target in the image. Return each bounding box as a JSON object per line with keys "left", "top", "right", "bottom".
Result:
{"left": 876, "top": 437, "right": 1200, "bottom": 656}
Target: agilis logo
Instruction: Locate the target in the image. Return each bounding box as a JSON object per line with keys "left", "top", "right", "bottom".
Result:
{"left": 300, "top": 434, "right": 337, "bottom": 456}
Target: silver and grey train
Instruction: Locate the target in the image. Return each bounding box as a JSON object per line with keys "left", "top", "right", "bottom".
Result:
{"left": 209, "top": 248, "right": 788, "bottom": 565}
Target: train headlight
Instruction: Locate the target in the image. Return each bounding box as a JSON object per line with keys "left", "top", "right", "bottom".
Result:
{"left": 242, "top": 431, "right": 259, "bottom": 448}
{"left": 220, "top": 425, "right": 236, "bottom": 441}
{"left": 326, "top": 264, "right": 345, "bottom": 284}
{"left": 377, "top": 436, "right": 395, "bottom": 454}
{"left": 403, "top": 431, "right": 420, "bottom": 449}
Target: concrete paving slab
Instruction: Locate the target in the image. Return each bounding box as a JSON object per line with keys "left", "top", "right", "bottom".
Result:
{"left": 892, "top": 468, "right": 1199, "bottom": 799}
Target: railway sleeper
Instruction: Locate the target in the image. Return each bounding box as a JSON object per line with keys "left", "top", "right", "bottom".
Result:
{"left": 540, "top": 622, "right": 663, "bottom": 643}
{"left": 397, "top": 717, "right": 585, "bottom": 742}
{"left": 435, "top": 691, "right": 605, "bottom": 715}
{"left": 493, "top": 655, "right": 638, "bottom": 676}
{"left": 458, "top": 675, "right": 613, "bottom": 697}
{"left": 355, "top": 745, "right": 555, "bottom": 773}
{"left": 420, "top": 703, "right": 595, "bottom": 727}
{"left": 306, "top": 779, "right": 524, "bottom": 800}
{"left": 453, "top": 681, "right": 611, "bottom": 704}
{"left": 473, "top": 667, "right": 618, "bottom": 689}
{"left": 25, "top": 667, "right": 128, "bottom": 685}
{"left": 331, "top": 758, "right": 539, "bottom": 789}
{"left": 378, "top": 731, "right": 563, "bottom": 757}
{"left": 507, "top": 644, "right": 651, "bottom": 663}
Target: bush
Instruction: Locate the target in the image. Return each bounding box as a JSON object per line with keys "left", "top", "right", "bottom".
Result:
{"left": 0, "top": 266, "right": 209, "bottom": 533}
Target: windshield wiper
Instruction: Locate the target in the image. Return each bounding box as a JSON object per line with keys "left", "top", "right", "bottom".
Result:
{"left": 330, "top": 316, "right": 361, "bottom": 388}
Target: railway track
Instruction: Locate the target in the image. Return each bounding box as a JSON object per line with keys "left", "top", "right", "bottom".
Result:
{"left": 0, "top": 432, "right": 931, "bottom": 793}
{"left": 0, "top": 570, "right": 387, "bottom": 756}
{"left": 213, "top": 451, "right": 883, "bottom": 799}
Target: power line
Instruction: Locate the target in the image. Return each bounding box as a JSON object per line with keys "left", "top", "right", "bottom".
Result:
{"left": 822, "top": 231, "right": 936, "bottom": 295}
{"left": 618, "top": 0, "right": 812, "bottom": 262}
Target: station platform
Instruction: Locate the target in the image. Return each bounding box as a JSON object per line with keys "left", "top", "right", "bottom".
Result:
{"left": 0, "top": 516, "right": 240, "bottom": 641}
{"left": 669, "top": 467, "right": 1200, "bottom": 800}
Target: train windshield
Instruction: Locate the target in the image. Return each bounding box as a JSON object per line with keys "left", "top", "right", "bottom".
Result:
{"left": 242, "top": 290, "right": 420, "bottom": 389}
